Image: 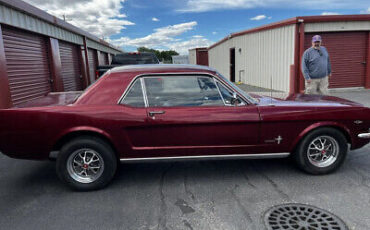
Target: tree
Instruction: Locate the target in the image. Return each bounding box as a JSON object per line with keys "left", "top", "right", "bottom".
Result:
{"left": 137, "top": 47, "right": 179, "bottom": 63}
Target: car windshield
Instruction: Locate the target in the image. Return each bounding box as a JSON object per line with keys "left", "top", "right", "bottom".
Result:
{"left": 215, "top": 72, "right": 258, "bottom": 104}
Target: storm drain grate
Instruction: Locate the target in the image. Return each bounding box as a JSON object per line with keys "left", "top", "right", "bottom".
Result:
{"left": 264, "top": 203, "right": 348, "bottom": 230}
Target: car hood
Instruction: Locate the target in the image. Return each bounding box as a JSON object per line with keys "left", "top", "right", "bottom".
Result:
{"left": 252, "top": 93, "right": 363, "bottom": 107}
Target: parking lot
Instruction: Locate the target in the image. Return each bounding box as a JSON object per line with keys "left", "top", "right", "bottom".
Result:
{"left": 0, "top": 89, "right": 369, "bottom": 230}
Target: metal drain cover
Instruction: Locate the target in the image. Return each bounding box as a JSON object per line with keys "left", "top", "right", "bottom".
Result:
{"left": 264, "top": 203, "right": 348, "bottom": 230}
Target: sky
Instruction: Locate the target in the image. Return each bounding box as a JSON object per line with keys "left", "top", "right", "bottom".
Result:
{"left": 23, "top": 0, "right": 370, "bottom": 54}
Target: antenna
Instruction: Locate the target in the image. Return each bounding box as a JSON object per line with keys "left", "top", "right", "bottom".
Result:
{"left": 269, "top": 75, "right": 274, "bottom": 106}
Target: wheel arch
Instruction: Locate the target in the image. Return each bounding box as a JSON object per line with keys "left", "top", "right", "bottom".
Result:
{"left": 290, "top": 122, "right": 352, "bottom": 153}
{"left": 51, "top": 127, "right": 119, "bottom": 159}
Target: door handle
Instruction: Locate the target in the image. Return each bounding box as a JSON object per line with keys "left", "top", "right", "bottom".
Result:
{"left": 361, "top": 61, "right": 366, "bottom": 65}
{"left": 149, "top": 111, "right": 165, "bottom": 117}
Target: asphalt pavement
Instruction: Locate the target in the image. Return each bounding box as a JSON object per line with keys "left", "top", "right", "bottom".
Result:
{"left": 0, "top": 89, "right": 369, "bottom": 230}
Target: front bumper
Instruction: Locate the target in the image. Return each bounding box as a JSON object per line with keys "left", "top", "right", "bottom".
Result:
{"left": 358, "top": 133, "right": 370, "bottom": 139}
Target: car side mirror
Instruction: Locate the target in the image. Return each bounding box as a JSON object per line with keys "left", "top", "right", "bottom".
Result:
{"left": 231, "top": 92, "right": 238, "bottom": 105}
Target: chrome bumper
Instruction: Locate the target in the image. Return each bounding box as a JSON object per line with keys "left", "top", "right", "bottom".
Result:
{"left": 358, "top": 133, "right": 370, "bottom": 139}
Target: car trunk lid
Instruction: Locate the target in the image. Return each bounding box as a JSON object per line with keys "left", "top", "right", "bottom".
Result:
{"left": 14, "top": 91, "right": 82, "bottom": 108}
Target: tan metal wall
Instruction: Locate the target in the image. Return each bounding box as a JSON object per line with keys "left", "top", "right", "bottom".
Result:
{"left": 208, "top": 39, "right": 233, "bottom": 80}
{"left": 188, "top": 49, "right": 197, "bottom": 65}
{"left": 86, "top": 39, "right": 121, "bottom": 55}
{"left": 305, "top": 21, "right": 370, "bottom": 33}
{"left": 209, "top": 24, "right": 296, "bottom": 92}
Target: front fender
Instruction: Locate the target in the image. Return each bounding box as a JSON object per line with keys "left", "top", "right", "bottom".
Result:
{"left": 290, "top": 121, "right": 352, "bottom": 152}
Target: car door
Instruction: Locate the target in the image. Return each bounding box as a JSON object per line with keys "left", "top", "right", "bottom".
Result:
{"left": 118, "top": 77, "right": 151, "bottom": 157}
{"left": 135, "top": 74, "right": 261, "bottom": 158}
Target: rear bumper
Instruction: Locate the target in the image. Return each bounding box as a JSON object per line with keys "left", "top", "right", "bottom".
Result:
{"left": 358, "top": 133, "right": 370, "bottom": 139}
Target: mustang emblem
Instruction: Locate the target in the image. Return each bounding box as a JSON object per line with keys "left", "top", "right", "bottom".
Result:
{"left": 265, "top": 135, "right": 283, "bottom": 144}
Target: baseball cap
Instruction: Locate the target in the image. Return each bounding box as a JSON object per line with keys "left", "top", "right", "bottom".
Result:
{"left": 312, "top": 35, "right": 322, "bottom": 42}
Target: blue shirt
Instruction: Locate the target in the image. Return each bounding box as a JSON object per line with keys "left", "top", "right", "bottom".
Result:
{"left": 301, "top": 47, "right": 332, "bottom": 80}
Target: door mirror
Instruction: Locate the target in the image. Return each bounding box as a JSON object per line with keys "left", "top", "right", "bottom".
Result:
{"left": 231, "top": 92, "right": 238, "bottom": 105}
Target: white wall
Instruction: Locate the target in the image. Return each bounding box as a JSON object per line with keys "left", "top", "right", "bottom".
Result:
{"left": 188, "top": 49, "right": 197, "bottom": 65}
{"left": 305, "top": 21, "right": 370, "bottom": 32}
{"left": 172, "top": 55, "right": 189, "bottom": 64}
{"left": 209, "top": 24, "right": 296, "bottom": 92}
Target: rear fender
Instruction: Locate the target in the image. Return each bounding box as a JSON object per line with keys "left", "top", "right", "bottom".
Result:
{"left": 51, "top": 126, "right": 116, "bottom": 158}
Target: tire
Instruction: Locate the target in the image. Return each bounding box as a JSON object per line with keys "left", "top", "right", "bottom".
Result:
{"left": 294, "top": 127, "right": 348, "bottom": 175}
{"left": 56, "top": 136, "right": 117, "bottom": 191}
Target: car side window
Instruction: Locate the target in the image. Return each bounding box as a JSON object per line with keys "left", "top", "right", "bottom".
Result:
{"left": 120, "top": 79, "right": 145, "bottom": 107}
{"left": 144, "top": 76, "right": 224, "bottom": 107}
{"left": 216, "top": 82, "right": 245, "bottom": 106}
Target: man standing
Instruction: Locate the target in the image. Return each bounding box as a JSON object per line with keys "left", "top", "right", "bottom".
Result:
{"left": 301, "top": 35, "right": 332, "bottom": 95}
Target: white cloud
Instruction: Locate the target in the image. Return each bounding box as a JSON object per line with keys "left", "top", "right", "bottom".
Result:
{"left": 117, "top": 14, "right": 127, "bottom": 18}
{"left": 152, "top": 17, "right": 160, "bottom": 22}
{"left": 250, "top": 15, "right": 267, "bottom": 20}
{"left": 179, "top": 0, "right": 369, "bottom": 12}
{"left": 23, "top": 0, "right": 134, "bottom": 38}
{"left": 360, "top": 7, "right": 370, "bottom": 14}
{"left": 169, "top": 38, "right": 212, "bottom": 55}
{"left": 109, "top": 21, "right": 213, "bottom": 54}
{"left": 212, "top": 31, "right": 217, "bottom": 35}
{"left": 268, "top": 16, "right": 272, "bottom": 19}
{"left": 321, "top": 12, "right": 340, "bottom": 15}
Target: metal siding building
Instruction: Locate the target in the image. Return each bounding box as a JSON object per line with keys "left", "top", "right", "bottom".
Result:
{"left": 188, "top": 49, "right": 197, "bottom": 65}
{"left": 208, "top": 15, "right": 370, "bottom": 93}
{"left": 0, "top": 0, "right": 123, "bottom": 108}
{"left": 172, "top": 55, "right": 189, "bottom": 64}
{"left": 188, "top": 48, "right": 209, "bottom": 66}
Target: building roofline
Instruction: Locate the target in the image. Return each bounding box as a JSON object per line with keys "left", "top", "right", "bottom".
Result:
{"left": 189, "top": 47, "right": 208, "bottom": 52}
{"left": 208, "top": 14, "right": 370, "bottom": 50}
{"left": 0, "top": 0, "right": 123, "bottom": 52}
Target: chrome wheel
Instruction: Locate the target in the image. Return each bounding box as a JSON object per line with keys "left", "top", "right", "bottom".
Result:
{"left": 307, "top": 136, "right": 339, "bottom": 168}
{"left": 66, "top": 149, "right": 105, "bottom": 184}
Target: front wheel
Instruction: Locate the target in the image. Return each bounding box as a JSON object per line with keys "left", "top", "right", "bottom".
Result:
{"left": 294, "top": 128, "right": 348, "bottom": 175}
{"left": 56, "top": 136, "right": 117, "bottom": 191}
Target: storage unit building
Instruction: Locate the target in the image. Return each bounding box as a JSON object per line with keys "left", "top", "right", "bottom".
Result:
{"left": 208, "top": 15, "right": 370, "bottom": 93}
{"left": 188, "top": 48, "right": 209, "bottom": 66}
{"left": 172, "top": 55, "right": 189, "bottom": 64}
{"left": 59, "top": 41, "right": 83, "bottom": 91}
{"left": 0, "top": 0, "right": 122, "bottom": 108}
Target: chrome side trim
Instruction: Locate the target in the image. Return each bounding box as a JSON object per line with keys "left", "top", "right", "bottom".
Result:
{"left": 358, "top": 133, "right": 370, "bottom": 139}
{"left": 120, "top": 152, "right": 290, "bottom": 162}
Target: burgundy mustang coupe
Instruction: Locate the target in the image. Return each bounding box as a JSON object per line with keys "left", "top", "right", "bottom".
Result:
{"left": 0, "top": 65, "right": 369, "bottom": 191}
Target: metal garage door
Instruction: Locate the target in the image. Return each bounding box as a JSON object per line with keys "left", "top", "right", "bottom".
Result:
{"left": 87, "top": 48, "right": 97, "bottom": 84}
{"left": 59, "top": 41, "right": 82, "bottom": 91}
{"left": 305, "top": 32, "right": 367, "bottom": 88}
{"left": 99, "top": 51, "right": 109, "bottom": 66}
{"left": 2, "top": 27, "right": 51, "bottom": 105}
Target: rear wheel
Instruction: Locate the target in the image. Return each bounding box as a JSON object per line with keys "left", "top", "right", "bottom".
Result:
{"left": 56, "top": 136, "right": 117, "bottom": 191}
{"left": 294, "top": 128, "right": 348, "bottom": 174}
